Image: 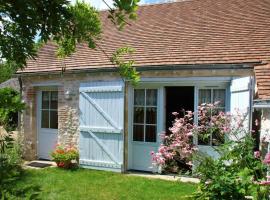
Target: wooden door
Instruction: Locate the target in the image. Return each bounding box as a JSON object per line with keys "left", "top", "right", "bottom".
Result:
{"left": 79, "top": 81, "right": 124, "bottom": 172}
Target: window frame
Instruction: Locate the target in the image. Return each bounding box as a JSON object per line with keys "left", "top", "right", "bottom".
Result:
{"left": 132, "top": 88, "right": 158, "bottom": 143}
{"left": 40, "top": 91, "right": 58, "bottom": 130}
{"left": 196, "top": 86, "right": 229, "bottom": 146}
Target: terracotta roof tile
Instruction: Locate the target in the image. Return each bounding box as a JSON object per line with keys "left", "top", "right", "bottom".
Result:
{"left": 255, "top": 64, "right": 270, "bottom": 100}
{"left": 21, "top": 0, "right": 270, "bottom": 73}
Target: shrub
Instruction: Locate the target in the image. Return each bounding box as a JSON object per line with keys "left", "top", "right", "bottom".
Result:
{"left": 51, "top": 145, "right": 79, "bottom": 169}
{"left": 0, "top": 87, "right": 25, "bottom": 131}
{"left": 151, "top": 103, "right": 234, "bottom": 173}
{"left": 193, "top": 135, "right": 268, "bottom": 200}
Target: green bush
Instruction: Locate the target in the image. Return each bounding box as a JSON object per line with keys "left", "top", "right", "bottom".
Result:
{"left": 0, "top": 87, "right": 25, "bottom": 131}
{"left": 193, "top": 135, "right": 268, "bottom": 200}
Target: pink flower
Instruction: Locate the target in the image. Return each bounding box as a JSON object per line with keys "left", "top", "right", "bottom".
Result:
{"left": 254, "top": 151, "right": 261, "bottom": 159}
{"left": 258, "top": 180, "right": 270, "bottom": 186}
{"left": 263, "top": 153, "right": 270, "bottom": 164}
{"left": 172, "top": 112, "right": 179, "bottom": 116}
{"left": 186, "top": 132, "right": 193, "bottom": 137}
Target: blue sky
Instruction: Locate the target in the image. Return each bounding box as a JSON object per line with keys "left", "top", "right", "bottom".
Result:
{"left": 71, "top": 0, "right": 169, "bottom": 10}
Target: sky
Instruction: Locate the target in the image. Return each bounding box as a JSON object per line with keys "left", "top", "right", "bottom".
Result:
{"left": 71, "top": 0, "right": 170, "bottom": 10}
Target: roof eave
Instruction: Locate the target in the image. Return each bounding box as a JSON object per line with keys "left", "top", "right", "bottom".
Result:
{"left": 15, "top": 62, "right": 258, "bottom": 77}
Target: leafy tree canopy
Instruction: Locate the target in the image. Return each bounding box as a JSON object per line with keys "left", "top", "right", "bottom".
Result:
{"left": 0, "top": 0, "right": 140, "bottom": 84}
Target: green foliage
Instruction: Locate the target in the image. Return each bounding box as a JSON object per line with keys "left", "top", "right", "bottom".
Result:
{"left": 0, "top": 134, "right": 39, "bottom": 199}
{"left": 111, "top": 47, "right": 140, "bottom": 86}
{"left": 55, "top": 1, "right": 101, "bottom": 58}
{"left": 1, "top": 0, "right": 70, "bottom": 68}
{"left": 109, "top": 0, "right": 140, "bottom": 30}
{"left": 0, "top": 0, "right": 139, "bottom": 70}
{"left": 0, "top": 88, "right": 25, "bottom": 130}
{"left": 0, "top": 135, "right": 22, "bottom": 185}
{"left": 0, "top": 63, "right": 17, "bottom": 83}
{"left": 193, "top": 135, "right": 267, "bottom": 200}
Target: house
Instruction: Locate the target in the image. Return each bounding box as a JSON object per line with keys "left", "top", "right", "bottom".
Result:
{"left": 17, "top": 0, "right": 270, "bottom": 172}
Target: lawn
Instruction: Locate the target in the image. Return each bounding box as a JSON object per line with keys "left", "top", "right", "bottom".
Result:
{"left": 13, "top": 168, "right": 197, "bottom": 200}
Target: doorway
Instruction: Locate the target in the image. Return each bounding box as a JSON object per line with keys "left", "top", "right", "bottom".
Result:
{"left": 165, "top": 87, "right": 194, "bottom": 133}
{"left": 37, "top": 90, "right": 58, "bottom": 160}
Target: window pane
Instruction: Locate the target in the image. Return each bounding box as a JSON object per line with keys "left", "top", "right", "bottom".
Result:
{"left": 145, "top": 125, "right": 156, "bottom": 142}
{"left": 146, "top": 107, "right": 157, "bottom": 124}
{"left": 50, "top": 110, "right": 58, "bottom": 129}
{"left": 134, "top": 107, "right": 144, "bottom": 123}
{"left": 41, "top": 110, "right": 49, "bottom": 128}
{"left": 133, "top": 125, "right": 144, "bottom": 141}
{"left": 42, "top": 91, "right": 50, "bottom": 109}
{"left": 146, "top": 89, "right": 157, "bottom": 106}
{"left": 134, "top": 89, "right": 145, "bottom": 106}
{"left": 199, "top": 89, "right": 211, "bottom": 105}
{"left": 50, "top": 91, "right": 58, "bottom": 110}
{"left": 213, "top": 89, "right": 225, "bottom": 107}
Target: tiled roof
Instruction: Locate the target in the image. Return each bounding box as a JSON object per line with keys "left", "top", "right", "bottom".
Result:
{"left": 21, "top": 0, "right": 270, "bottom": 73}
{"left": 254, "top": 64, "right": 270, "bottom": 100}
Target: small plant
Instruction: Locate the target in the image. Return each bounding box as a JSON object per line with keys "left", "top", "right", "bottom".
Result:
{"left": 51, "top": 145, "right": 79, "bottom": 169}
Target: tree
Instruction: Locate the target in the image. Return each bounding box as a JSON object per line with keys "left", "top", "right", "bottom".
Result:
{"left": 0, "top": 63, "right": 16, "bottom": 83}
{"left": 0, "top": 0, "right": 140, "bottom": 83}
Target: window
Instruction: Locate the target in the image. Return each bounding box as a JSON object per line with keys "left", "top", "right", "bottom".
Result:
{"left": 133, "top": 89, "right": 157, "bottom": 142}
{"left": 198, "top": 88, "right": 226, "bottom": 146}
{"left": 41, "top": 91, "right": 58, "bottom": 129}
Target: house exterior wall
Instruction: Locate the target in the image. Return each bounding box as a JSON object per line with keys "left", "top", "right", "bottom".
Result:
{"left": 260, "top": 109, "right": 270, "bottom": 141}
{"left": 19, "top": 68, "right": 253, "bottom": 160}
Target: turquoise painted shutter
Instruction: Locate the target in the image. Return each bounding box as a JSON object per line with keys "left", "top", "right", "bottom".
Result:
{"left": 79, "top": 81, "right": 124, "bottom": 172}
{"left": 230, "top": 76, "right": 252, "bottom": 131}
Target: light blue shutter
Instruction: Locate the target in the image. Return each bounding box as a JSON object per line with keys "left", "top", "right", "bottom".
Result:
{"left": 230, "top": 76, "right": 252, "bottom": 130}
{"left": 79, "top": 81, "right": 124, "bottom": 172}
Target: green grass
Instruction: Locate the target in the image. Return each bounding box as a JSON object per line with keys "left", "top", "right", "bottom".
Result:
{"left": 14, "top": 168, "right": 197, "bottom": 200}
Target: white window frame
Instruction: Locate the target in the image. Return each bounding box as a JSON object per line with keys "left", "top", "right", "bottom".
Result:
{"left": 195, "top": 86, "right": 229, "bottom": 146}
{"left": 132, "top": 88, "right": 158, "bottom": 143}
{"left": 40, "top": 91, "right": 58, "bottom": 129}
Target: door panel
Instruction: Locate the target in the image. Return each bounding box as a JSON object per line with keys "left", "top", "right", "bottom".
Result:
{"left": 38, "top": 90, "right": 58, "bottom": 160}
{"left": 230, "top": 77, "right": 251, "bottom": 131}
{"left": 79, "top": 81, "right": 124, "bottom": 172}
{"left": 131, "top": 89, "right": 159, "bottom": 171}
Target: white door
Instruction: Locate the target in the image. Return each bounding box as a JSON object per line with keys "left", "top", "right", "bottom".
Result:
{"left": 230, "top": 76, "right": 252, "bottom": 130}
{"left": 79, "top": 81, "right": 124, "bottom": 172}
{"left": 131, "top": 89, "right": 160, "bottom": 171}
{"left": 197, "top": 87, "right": 228, "bottom": 158}
{"left": 37, "top": 90, "right": 58, "bottom": 160}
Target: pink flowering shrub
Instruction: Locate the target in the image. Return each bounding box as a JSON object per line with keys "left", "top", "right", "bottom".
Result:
{"left": 151, "top": 102, "right": 239, "bottom": 173}
{"left": 151, "top": 110, "right": 196, "bottom": 172}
